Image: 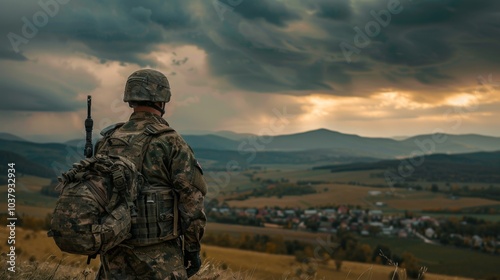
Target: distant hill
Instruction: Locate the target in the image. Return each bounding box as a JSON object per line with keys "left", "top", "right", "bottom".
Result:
{"left": 183, "top": 134, "right": 241, "bottom": 150}
{"left": 314, "top": 151, "right": 500, "bottom": 184}
{"left": 65, "top": 138, "right": 98, "bottom": 148}
{"left": 212, "top": 130, "right": 256, "bottom": 141}
{"left": 0, "top": 139, "right": 83, "bottom": 176}
{"left": 2, "top": 129, "right": 500, "bottom": 168}
{"left": 401, "top": 134, "right": 500, "bottom": 153}
{"left": 0, "top": 150, "right": 54, "bottom": 179}
{"left": 184, "top": 129, "right": 500, "bottom": 159}
{"left": 0, "top": 132, "right": 26, "bottom": 142}
{"left": 195, "top": 148, "right": 379, "bottom": 168}
{"left": 0, "top": 138, "right": 378, "bottom": 174}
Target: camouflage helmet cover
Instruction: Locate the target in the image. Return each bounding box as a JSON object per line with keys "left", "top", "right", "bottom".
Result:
{"left": 124, "top": 69, "right": 171, "bottom": 103}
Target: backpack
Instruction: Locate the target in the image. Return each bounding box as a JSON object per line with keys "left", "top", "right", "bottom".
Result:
{"left": 48, "top": 122, "right": 178, "bottom": 259}
{"left": 47, "top": 153, "right": 139, "bottom": 258}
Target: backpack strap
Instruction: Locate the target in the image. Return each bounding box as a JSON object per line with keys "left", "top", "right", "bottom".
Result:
{"left": 129, "top": 123, "right": 174, "bottom": 167}
{"left": 107, "top": 123, "right": 174, "bottom": 220}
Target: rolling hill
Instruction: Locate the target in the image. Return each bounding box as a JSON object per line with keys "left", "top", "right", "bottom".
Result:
{"left": 0, "top": 150, "right": 54, "bottom": 179}
{"left": 2, "top": 129, "right": 500, "bottom": 170}
{"left": 184, "top": 129, "right": 500, "bottom": 159}
{"left": 0, "top": 139, "right": 84, "bottom": 176}
{"left": 314, "top": 151, "right": 500, "bottom": 184}
{"left": 0, "top": 132, "right": 27, "bottom": 141}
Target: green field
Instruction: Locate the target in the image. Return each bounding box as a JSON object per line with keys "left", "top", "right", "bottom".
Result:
{"left": 206, "top": 223, "right": 500, "bottom": 279}
{"left": 361, "top": 236, "right": 500, "bottom": 279}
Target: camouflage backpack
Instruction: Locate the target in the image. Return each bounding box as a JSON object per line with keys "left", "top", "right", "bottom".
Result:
{"left": 48, "top": 122, "right": 180, "bottom": 260}
{"left": 47, "top": 153, "right": 140, "bottom": 259}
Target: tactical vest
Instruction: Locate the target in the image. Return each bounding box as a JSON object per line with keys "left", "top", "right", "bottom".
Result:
{"left": 98, "top": 122, "right": 180, "bottom": 246}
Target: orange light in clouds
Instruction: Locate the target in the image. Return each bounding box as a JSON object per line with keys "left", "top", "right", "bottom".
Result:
{"left": 373, "top": 91, "right": 432, "bottom": 110}
{"left": 299, "top": 95, "right": 337, "bottom": 121}
{"left": 445, "top": 93, "right": 477, "bottom": 107}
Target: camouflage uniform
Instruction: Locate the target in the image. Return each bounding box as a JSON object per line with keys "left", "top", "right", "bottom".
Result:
{"left": 94, "top": 111, "right": 207, "bottom": 280}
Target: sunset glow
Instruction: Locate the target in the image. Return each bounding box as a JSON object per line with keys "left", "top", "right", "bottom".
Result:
{"left": 0, "top": 1, "right": 499, "bottom": 141}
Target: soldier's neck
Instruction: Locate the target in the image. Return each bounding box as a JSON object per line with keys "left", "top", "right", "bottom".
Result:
{"left": 133, "top": 106, "right": 161, "bottom": 116}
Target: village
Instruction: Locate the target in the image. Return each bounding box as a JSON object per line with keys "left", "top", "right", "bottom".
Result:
{"left": 207, "top": 204, "right": 500, "bottom": 253}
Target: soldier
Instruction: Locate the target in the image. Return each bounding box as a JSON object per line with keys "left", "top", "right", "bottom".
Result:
{"left": 94, "top": 69, "right": 207, "bottom": 279}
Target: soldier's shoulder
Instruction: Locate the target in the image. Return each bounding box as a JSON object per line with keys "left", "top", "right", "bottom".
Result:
{"left": 144, "top": 123, "right": 176, "bottom": 136}
{"left": 100, "top": 122, "right": 125, "bottom": 136}
{"left": 148, "top": 124, "right": 192, "bottom": 149}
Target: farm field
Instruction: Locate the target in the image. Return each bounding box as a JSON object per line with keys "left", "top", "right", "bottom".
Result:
{"left": 252, "top": 168, "right": 499, "bottom": 190}
{"left": 0, "top": 175, "right": 57, "bottom": 218}
{"left": 2, "top": 172, "right": 499, "bottom": 279}
{"left": 226, "top": 182, "right": 500, "bottom": 212}
{"left": 5, "top": 173, "right": 499, "bottom": 217}
{"left": 0, "top": 227, "right": 474, "bottom": 280}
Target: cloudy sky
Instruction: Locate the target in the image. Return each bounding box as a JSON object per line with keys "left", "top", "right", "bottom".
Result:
{"left": 0, "top": 0, "right": 499, "bottom": 142}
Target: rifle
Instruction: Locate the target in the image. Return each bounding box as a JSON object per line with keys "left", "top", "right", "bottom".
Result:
{"left": 84, "top": 95, "right": 93, "bottom": 158}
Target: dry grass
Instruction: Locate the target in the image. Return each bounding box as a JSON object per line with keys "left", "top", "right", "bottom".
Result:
{"left": 201, "top": 245, "right": 473, "bottom": 280}
{"left": 383, "top": 193, "right": 500, "bottom": 210}
{"left": 0, "top": 227, "right": 474, "bottom": 280}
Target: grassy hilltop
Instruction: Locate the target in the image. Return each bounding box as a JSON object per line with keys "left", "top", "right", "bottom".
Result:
{"left": 0, "top": 227, "right": 475, "bottom": 280}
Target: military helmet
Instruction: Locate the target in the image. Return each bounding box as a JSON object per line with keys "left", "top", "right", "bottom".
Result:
{"left": 124, "top": 69, "right": 171, "bottom": 103}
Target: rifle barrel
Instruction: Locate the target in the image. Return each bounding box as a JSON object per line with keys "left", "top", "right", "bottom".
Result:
{"left": 84, "top": 95, "right": 93, "bottom": 158}
{"left": 87, "top": 95, "right": 91, "bottom": 118}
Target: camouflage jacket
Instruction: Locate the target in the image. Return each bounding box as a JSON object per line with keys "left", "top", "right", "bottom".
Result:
{"left": 94, "top": 111, "right": 207, "bottom": 278}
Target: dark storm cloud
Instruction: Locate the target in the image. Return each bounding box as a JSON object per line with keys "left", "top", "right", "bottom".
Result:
{"left": 347, "top": 0, "right": 500, "bottom": 66}
{"left": 1, "top": 0, "right": 499, "bottom": 98}
{"left": 413, "top": 67, "right": 454, "bottom": 85}
{"left": 365, "top": 28, "right": 455, "bottom": 67}
{"left": 311, "top": 0, "right": 353, "bottom": 21}
{"left": 0, "top": 63, "right": 98, "bottom": 111}
{"left": 0, "top": 49, "right": 27, "bottom": 61}
{"left": 221, "top": 0, "right": 301, "bottom": 27}
{"left": 387, "top": 0, "right": 499, "bottom": 26}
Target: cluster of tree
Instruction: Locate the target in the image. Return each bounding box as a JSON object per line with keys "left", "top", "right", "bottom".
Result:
{"left": 319, "top": 152, "right": 500, "bottom": 184}
{"left": 251, "top": 183, "right": 316, "bottom": 198}
{"left": 414, "top": 216, "right": 500, "bottom": 254}
{"left": 450, "top": 185, "right": 500, "bottom": 201}
{"left": 228, "top": 182, "right": 317, "bottom": 201}
{"left": 202, "top": 232, "right": 300, "bottom": 255}
{"left": 423, "top": 206, "right": 498, "bottom": 215}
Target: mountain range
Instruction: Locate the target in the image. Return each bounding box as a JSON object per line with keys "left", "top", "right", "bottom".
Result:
{"left": 1, "top": 129, "right": 499, "bottom": 175}
{"left": 180, "top": 129, "right": 500, "bottom": 159}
